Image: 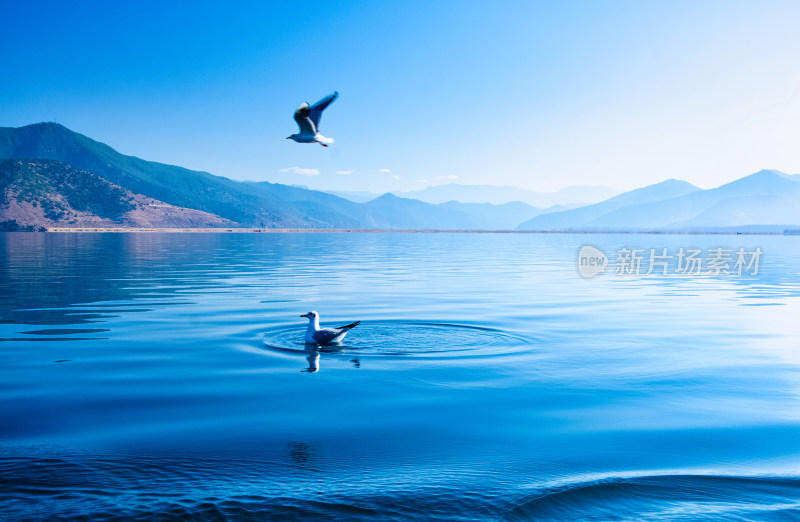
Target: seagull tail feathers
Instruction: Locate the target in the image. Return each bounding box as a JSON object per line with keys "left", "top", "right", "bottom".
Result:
{"left": 338, "top": 321, "right": 360, "bottom": 331}
{"left": 317, "top": 135, "right": 335, "bottom": 144}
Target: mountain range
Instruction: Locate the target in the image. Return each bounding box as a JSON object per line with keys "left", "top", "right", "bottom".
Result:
{"left": 1, "top": 122, "right": 798, "bottom": 232}
{"left": 391, "top": 184, "right": 621, "bottom": 207}
{"left": 0, "top": 123, "right": 547, "bottom": 229}
{"left": 517, "top": 171, "right": 800, "bottom": 232}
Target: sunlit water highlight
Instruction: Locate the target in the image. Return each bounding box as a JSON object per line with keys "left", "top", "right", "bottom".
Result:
{"left": 2, "top": 232, "right": 800, "bottom": 520}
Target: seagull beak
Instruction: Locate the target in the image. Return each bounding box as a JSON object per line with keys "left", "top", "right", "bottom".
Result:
{"left": 300, "top": 313, "right": 309, "bottom": 318}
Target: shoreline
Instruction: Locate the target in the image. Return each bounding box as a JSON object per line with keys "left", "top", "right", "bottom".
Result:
{"left": 34, "top": 227, "right": 797, "bottom": 235}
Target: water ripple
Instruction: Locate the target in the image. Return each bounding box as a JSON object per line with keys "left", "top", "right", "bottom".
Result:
{"left": 4, "top": 455, "right": 800, "bottom": 521}
{"left": 504, "top": 474, "right": 800, "bottom": 521}
{"left": 261, "top": 320, "right": 533, "bottom": 360}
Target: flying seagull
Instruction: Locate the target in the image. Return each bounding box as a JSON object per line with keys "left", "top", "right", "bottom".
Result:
{"left": 287, "top": 91, "right": 339, "bottom": 147}
{"left": 300, "top": 311, "right": 359, "bottom": 345}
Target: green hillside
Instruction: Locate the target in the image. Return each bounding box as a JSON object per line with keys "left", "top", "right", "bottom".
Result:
{"left": 0, "top": 123, "right": 360, "bottom": 227}
{"left": 0, "top": 122, "right": 549, "bottom": 230}
{"left": 0, "top": 159, "right": 135, "bottom": 221}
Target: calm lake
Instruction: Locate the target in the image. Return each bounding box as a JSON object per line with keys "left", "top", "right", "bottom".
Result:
{"left": 2, "top": 232, "right": 800, "bottom": 520}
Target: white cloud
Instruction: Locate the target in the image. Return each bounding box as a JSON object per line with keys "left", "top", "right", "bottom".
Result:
{"left": 392, "top": 175, "right": 400, "bottom": 179}
{"left": 416, "top": 179, "right": 428, "bottom": 183}
{"left": 280, "top": 166, "right": 319, "bottom": 176}
{"left": 336, "top": 170, "right": 353, "bottom": 175}
{"left": 436, "top": 174, "right": 459, "bottom": 180}
{"left": 379, "top": 168, "right": 392, "bottom": 174}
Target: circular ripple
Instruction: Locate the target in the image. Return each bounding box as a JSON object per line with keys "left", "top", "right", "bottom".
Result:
{"left": 261, "top": 321, "right": 532, "bottom": 360}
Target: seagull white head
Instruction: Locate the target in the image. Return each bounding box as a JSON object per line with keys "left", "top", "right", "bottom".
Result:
{"left": 300, "top": 310, "right": 320, "bottom": 330}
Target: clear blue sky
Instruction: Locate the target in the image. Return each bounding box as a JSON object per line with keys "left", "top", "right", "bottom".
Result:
{"left": 3, "top": 1, "right": 800, "bottom": 193}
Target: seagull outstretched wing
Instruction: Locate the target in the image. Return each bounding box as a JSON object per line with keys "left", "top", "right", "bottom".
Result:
{"left": 293, "top": 102, "right": 316, "bottom": 135}
{"left": 308, "top": 91, "right": 339, "bottom": 130}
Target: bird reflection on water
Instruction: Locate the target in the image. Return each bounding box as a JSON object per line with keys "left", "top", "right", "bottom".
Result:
{"left": 302, "top": 346, "right": 361, "bottom": 373}
{"left": 303, "top": 350, "right": 320, "bottom": 373}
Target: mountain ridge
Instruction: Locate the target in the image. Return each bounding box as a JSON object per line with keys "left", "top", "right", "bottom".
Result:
{"left": 0, "top": 123, "right": 555, "bottom": 230}
{"left": 517, "top": 171, "right": 800, "bottom": 231}
{"left": 392, "top": 183, "right": 621, "bottom": 207}
{"left": 3, "top": 123, "right": 799, "bottom": 232}
{"left": 517, "top": 179, "right": 701, "bottom": 230}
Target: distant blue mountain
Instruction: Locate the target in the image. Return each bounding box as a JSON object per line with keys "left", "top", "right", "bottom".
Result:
{"left": 392, "top": 183, "right": 620, "bottom": 207}
{"left": 518, "top": 170, "right": 800, "bottom": 231}
{"left": 665, "top": 170, "right": 800, "bottom": 228}
{"left": 322, "top": 190, "right": 382, "bottom": 203}
{"left": 357, "top": 193, "right": 480, "bottom": 229}
{"left": 438, "top": 200, "right": 556, "bottom": 230}
{"left": 585, "top": 170, "right": 800, "bottom": 230}
{"left": 518, "top": 179, "right": 700, "bottom": 230}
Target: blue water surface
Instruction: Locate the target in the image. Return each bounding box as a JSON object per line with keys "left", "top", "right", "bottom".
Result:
{"left": 1, "top": 232, "right": 800, "bottom": 520}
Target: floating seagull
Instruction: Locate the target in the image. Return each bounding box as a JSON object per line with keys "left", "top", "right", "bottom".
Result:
{"left": 287, "top": 91, "right": 339, "bottom": 147}
{"left": 300, "top": 311, "right": 359, "bottom": 345}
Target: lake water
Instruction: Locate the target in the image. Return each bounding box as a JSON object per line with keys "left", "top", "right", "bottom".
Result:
{"left": 2, "top": 231, "right": 800, "bottom": 521}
